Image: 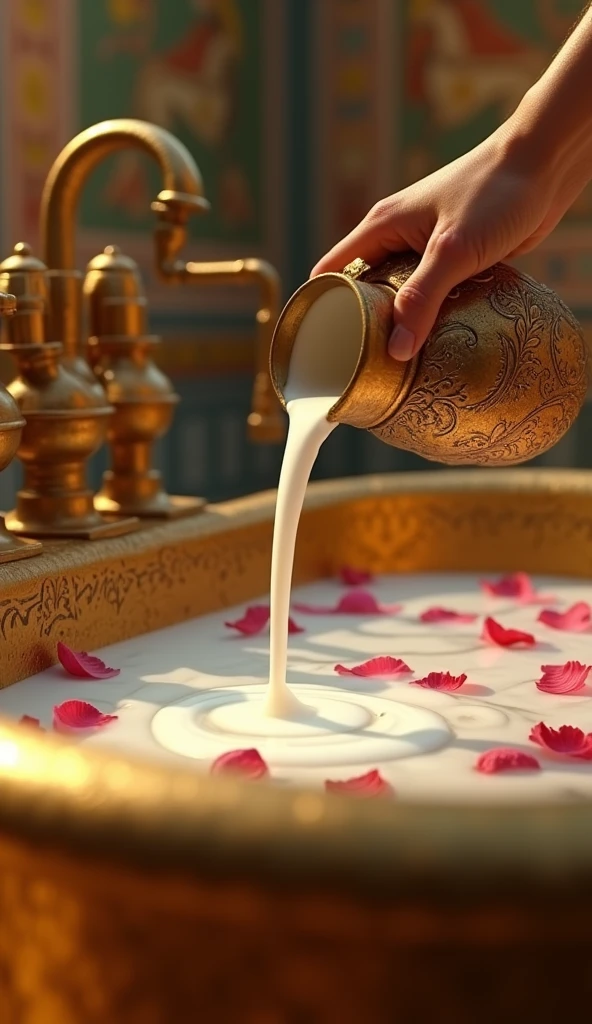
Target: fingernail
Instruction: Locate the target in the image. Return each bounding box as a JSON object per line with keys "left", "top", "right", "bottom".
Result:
{"left": 388, "top": 325, "right": 416, "bottom": 361}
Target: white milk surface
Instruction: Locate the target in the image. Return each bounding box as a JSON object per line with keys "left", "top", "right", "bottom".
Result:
{"left": 2, "top": 572, "right": 592, "bottom": 805}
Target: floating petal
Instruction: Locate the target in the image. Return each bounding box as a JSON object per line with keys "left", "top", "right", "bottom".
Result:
{"left": 225, "top": 606, "right": 303, "bottom": 636}
{"left": 53, "top": 700, "right": 118, "bottom": 733}
{"left": 210, "top": 748, "right": 269, "bottom": 780}
{"left": 480, "top": 572, "right": 552, "bottom": 604}
{"left": 482, "top": 617, "right": 535, "bottom": 648}
{"left": 294, "top": 590, "right": 400, "bottom": 615}
{"left": 57, "top": 641, "right": 120, "bottom": 680}
{"left": 537, "top": 661, "right": 591, "bottom": 695}
{"left": 334, "top": 656, "right": 411, "bottom": 678}
{"left": 529, "top": 722, "right": 592, "bottom": 760}
{"left": 411, "top": 671, "right": 467, "bottom": 691}
{"left": 338, "top": 566, "right": 374, "bottom": 586}
{"left": 475, "top": 748, "right": 541, "bottom": 774}
{"left": 225, "top": 605, "right": 269, "bottom": 635}
{"left": 325, "top": 769, "right": 393, "bottom": 797}
{"left": 419, "top": 606, "right": 478, "bottom": 624}
{"left": 537, "top": 602, "right": 591, "bottom": 633}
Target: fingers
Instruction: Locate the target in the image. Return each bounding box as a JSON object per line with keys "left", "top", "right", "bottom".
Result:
{"left": 388, "top": 229, "right": 476, "bottom": 361}
{"left": 310, "top": 199, "right": 407, "bottom": 277}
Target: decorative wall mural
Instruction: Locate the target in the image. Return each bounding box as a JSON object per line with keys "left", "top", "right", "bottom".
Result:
{"left": 401, "top": 0, "right": 592, "bottom": 308}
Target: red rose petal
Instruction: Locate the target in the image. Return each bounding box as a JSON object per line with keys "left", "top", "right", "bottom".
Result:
{"left": 19, "top": 715, "right": 44, "bottom": 730}
{"left": 537, "top": 602, "right": 591, "bottom": 633}
{"left": 480, "top": 572, "right": 552, "bottom": 604}
{"left": 225, "top": 606, "right": 303, "bottom": 636}
{"left": 338, "top": 566, "right": 374, "bottom": 586}
{"left": 411, "top": 671, "right": 467, "bottom": 692}
{"left": 334, "top": 656, "right": 412, "bottom": 678}
{"left": 482, "top": 617, "right": 535, "bottom": 648}
{"left": 537, "top": 661, "right": 591, "bottom": 695}
{"left": 53, "top": 699, "right": 118, "bottom": 733}
{"left": 225, "top": 605, "right": 270, "bottom": 635}
{"left": 57, "top": 641, "right": 120, "bottom": 680}
{"left": 529, "top": 722, "right": 592, "bottom": 760}
{"left": 475, "top": 747, "right": 541, "bottom": 774}
{"left": 419, "top": 606, "right": 478, "bottom": 624}
{"left": 210, "top": 748, "right": 269, "bottom": 780}
{"left": 325, "top": 769, "right": 393, "bottom": 797}
{"left": 294, "top": 590, "right": 401, "bottom": 615}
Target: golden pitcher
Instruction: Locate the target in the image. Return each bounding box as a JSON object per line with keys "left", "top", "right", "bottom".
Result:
{"left": 270, "top": 254, "right": 588, "bottom": 466}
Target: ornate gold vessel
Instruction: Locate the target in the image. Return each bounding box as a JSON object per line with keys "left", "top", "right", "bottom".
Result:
{"left": 0, "top": 244, "right": 138, "bottom": 539}
{"left": 84, "top": 245, "right": 204, "bottom": 518}
{"left": 0, "top": 290, "right": 42, "bottom": 562}
{"left": 0, "top": 469, "right": 592, "bottom": 1022}
{"left": 270, "top": 254, "right": 588, "bottom": 465}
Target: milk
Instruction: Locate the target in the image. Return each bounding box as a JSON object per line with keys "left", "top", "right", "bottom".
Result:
{"left": 265, "top": 285, "right": 364, "bottom": 716}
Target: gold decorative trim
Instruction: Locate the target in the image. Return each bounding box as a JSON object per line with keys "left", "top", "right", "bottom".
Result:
{"left": 3, "top": 468, "right": 592, "bottom": 687}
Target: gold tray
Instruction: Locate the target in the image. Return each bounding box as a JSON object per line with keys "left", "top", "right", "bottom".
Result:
{"left": 1, "top": 468, "right": 592, "bottom": 1023}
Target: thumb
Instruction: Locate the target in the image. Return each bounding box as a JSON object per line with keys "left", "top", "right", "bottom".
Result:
{"left": 388, "top": 232, "right": 474, "bottom": 361}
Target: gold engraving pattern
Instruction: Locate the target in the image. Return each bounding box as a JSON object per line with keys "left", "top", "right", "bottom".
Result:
{"left": 367, "top": 259, "right": 588, "bottom": 464}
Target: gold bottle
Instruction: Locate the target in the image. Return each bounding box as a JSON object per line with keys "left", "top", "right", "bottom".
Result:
{"left": 0, "top": 290, "right": 43, "bottom": 562}
{"left": 84, "top": 244, "right": 204, "bottom": 518}
{"left": 0, "top": 244, "right": 138, "bottom": 539}
{"left": 269, "top": 254, "right": 588, "bottom": 466}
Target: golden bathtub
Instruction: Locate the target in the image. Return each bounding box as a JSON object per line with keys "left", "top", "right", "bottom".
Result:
{"left": 1, "top": 468, "right": 591, "bottom": 1023}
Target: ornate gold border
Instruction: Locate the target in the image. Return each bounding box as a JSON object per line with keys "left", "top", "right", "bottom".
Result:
{"left": 3, "top": 467, "right": 592, "bottom": 687}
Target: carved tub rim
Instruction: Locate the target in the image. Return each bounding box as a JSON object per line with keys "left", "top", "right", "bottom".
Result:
{"left": 1, "top": 465, "right": 592, "bottom": 902}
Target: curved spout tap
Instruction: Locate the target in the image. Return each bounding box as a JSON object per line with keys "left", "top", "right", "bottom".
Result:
{"left": 41, "top": 118, "right": 209, "bottom": 271}
{"left": 158, "top": 255, "right": 285, "bottom": 443}
{"left": 40, "top": 119, "right": 209, "bottom": 362}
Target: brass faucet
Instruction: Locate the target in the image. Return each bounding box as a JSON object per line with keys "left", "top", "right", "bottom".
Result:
{"left": 154, "top": 252, "right": 285, "bottom": 444}
{"left": 41, "top": 118, "right": 284, "bottom": 443}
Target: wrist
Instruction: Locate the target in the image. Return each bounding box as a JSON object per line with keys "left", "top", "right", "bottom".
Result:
{"left": 493, "top": 84, "right": 592, "bottom": 184}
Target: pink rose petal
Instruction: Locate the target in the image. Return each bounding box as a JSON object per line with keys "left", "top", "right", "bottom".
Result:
{"left": 537, "top": 602, "right": 591, "bottom": 633}
{"left": 338, "top": 566, "right": 374, "bottom": 586}
{"left": 536, "top": 661, "right": 591, "bottom": 695}
{"left": 480, "top": 572, "right": 553, "bottom": 604}
{"left": 57, "top": 641, "right": 120, "bottom": 680}
{"left": 482, "top": 617, "right": 535, "bottom": 648}
{"left": 529, "top": 722, "right": 592, "bottom": 760}
{"left": 334, "top": 656, "right": 412, "bottom": 678}
{"left": 325, "top": 769, "right": 393, "bottom": 797}
{"left": 19, "top": 715, "right": 44, "bottom": 730}
{"left": 293, "top": 590, "right": 401, "bottom": 615}
{"left": 225, "top": 605, "right": 269, "bottom": 635}
{"left": 210, "top": 748, "right": 269, "bottom": 780}
{"left": 419, "top": 606, "right": 478, "bottom": 624}
{"left": 411, "top": 671, "right": 467, "bottom": 692}
{"left": 53, "top": 699, "right": 118, "bottom": 734}
{"left": 225, "top": 605, "right": 303, "bottom": 636}
{"left": 475, "top": 748, "right": 541, "bottom": 774}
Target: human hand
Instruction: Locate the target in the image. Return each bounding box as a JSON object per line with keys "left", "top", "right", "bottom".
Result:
{"left": 310, "top": 120, "right": 590, "bottom": 361}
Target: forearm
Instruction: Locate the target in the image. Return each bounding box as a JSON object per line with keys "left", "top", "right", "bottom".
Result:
{"left": 505, "top": 4, "right": 592, "bottom": 176}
